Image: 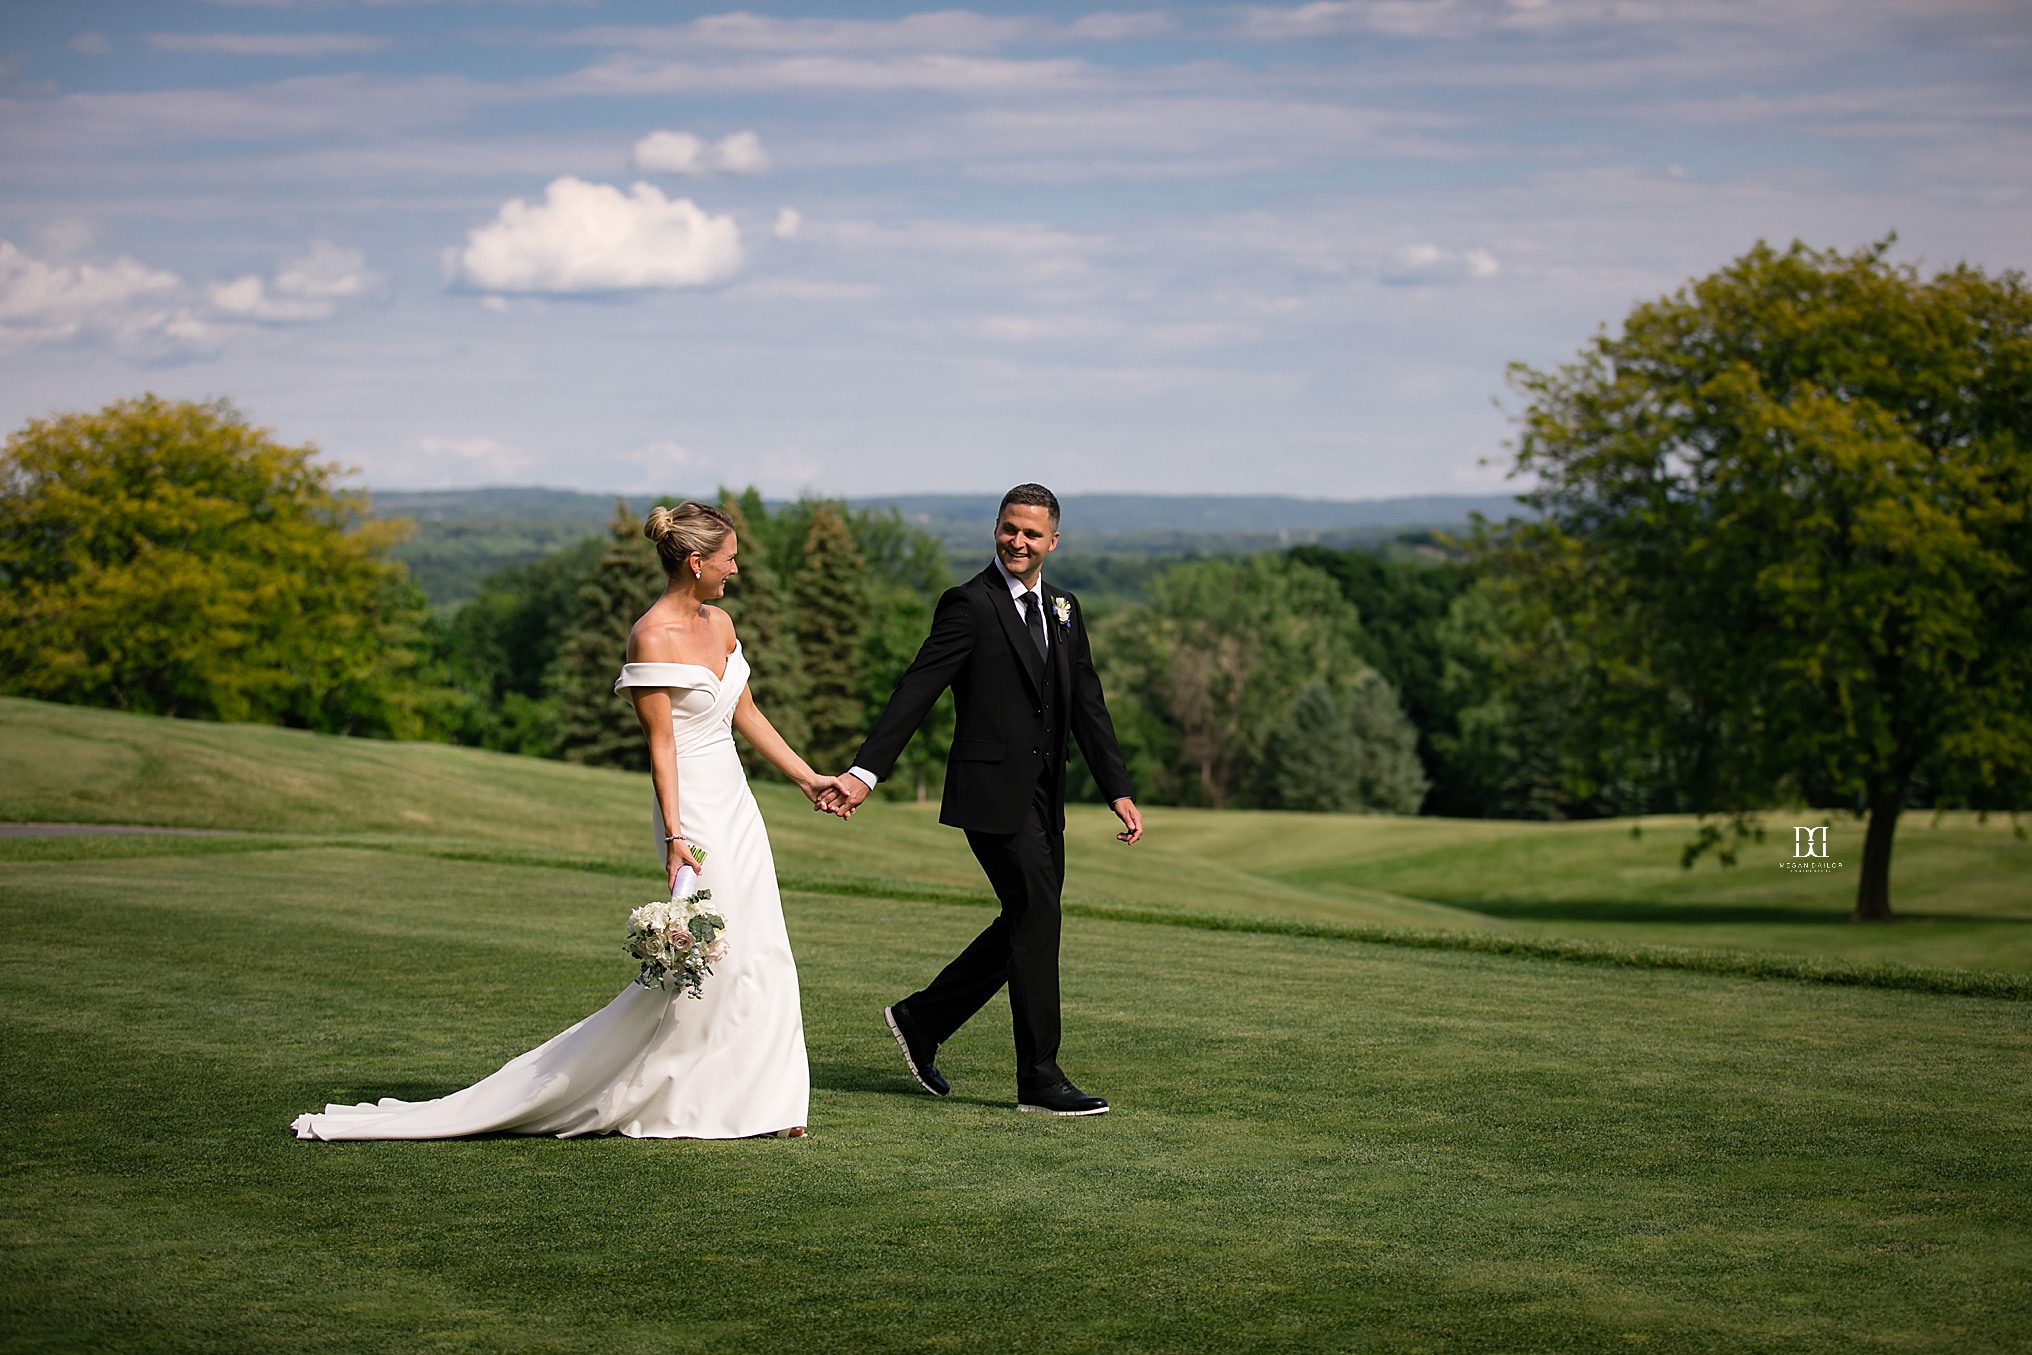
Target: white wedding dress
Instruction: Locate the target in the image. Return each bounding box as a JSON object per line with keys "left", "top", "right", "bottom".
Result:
{"left": 292, "top": 643, "right": 811, "bottom": 1140}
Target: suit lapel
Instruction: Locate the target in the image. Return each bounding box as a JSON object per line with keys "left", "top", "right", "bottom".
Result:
{"left": 978, "top": 565, "right": 1044, "bottom": 695}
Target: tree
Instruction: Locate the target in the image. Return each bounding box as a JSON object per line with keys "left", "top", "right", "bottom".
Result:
{"left": 715, "top": 488, "right": 809, "bottom": 777}
{"left": 1500, "top": 239, "right": 2032, "bottom": 918}
{"left": 1289, "top": 544, "right": 1471, "bottom": 810}
{"left": 1097, "top": 555, "right": 1393, "bottom": 809}
{"left": 552, "top": 500, "right": 661, "bottom": 769}
{"left": 1269, "top": 676, "right": 1428, "bottom": 814}
{"left": 852, "top": 506, "right": 955, "bottom": 800}
{"left": 439, "top": 536, "right": 602, "bottom": 756}
{"left": 791, "top": 502, "right": 868, "bottom": 773}
{"left": 0, "top": 394, "right": 441, "bottom": 737}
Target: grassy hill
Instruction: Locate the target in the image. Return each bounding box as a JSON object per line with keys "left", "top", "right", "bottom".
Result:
{"left": 4, "top": 698, "right": 2030, "bottom": 1350}
{"left": 6, "top": 697, "right": 2025, "bottom": 974}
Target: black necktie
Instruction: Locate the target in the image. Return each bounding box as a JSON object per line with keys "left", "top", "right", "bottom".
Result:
{"left": 1019, "top": 591, "right": 1048, "bottom": 660}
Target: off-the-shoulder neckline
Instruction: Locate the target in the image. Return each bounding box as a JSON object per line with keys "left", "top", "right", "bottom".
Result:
{"left": 621, "top": 639, "right": 742, "bottom": 684}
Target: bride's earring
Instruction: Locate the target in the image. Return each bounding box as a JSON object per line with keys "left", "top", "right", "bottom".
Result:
{"left": 693, "top": 567, "right": 702, "bottom": 579}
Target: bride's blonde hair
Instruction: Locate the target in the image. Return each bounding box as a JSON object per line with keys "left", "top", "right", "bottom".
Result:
{"left": 644, "top": 502, "right": 736, "bottom": 578}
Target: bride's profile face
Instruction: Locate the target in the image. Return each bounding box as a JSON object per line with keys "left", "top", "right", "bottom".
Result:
{"left": 695, "top": 533, "right": 739, "bottom": 598}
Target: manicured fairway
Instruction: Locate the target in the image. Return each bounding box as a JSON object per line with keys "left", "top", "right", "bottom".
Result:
{"left": 3, "top": 839, "right": 2030, "bottom": 1351}
{"left": 4, "top": 698, "right": 2031, "bottom": 1350}
{"left": 5, "top": 697, "right": 2030, "bottom": 973}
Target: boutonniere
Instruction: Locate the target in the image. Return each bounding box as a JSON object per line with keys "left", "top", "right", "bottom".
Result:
{"left": 1053, "top": 596, "right": 1072, "bottom": 629}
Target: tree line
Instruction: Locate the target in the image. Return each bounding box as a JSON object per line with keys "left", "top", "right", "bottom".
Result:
{"left": 6, "top": 238, "right": 2027, "bottom": 920}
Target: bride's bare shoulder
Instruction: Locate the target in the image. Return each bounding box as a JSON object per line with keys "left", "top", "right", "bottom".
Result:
{"left": 703, "top": 604, "right": 738, "bottom": 654}
{"left": 627, "top": 605, "right": 685, "bottom": 662}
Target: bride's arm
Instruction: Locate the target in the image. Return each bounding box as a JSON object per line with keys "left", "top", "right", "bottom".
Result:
{"left": 628, "top": 688, "right": 695, "bottom": 888}
{"left": 731, "top": 688, "right": 824, "bottom": 802}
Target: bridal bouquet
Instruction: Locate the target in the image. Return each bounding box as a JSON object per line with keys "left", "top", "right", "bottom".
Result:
{"left": 626, "top": 857, "right": 727, "bottom": 999}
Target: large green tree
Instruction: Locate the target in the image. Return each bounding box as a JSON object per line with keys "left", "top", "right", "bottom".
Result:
{"left": 1500, "top": 239, "right": 2032, "bottom": 918}
{"left": 791, "top": 502, "right": 869, "bottom": 774}
{"left": 1097, "top": 555, "right": 1421, "bottom": 810}
{"left": 438, "top": 537, "right": 602, "bottom": 756}
{"left": 715, "top": 488, "right": 809, "bottom": 777}
{"left": 551, "top": 501, "right": 661, "bottom": 770}
{"left": 0, "top": 394, "right": 440, "bottom": 737}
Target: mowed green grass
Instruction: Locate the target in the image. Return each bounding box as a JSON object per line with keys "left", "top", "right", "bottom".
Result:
{"left": 4, "top": 696, "right": 2029, "bottom": 972}
{"left": 3, "top": 845, "right": 2029, "bottom": 1351}
{"left": 3, "top": 697, "right": 2031, "bottom": 1349}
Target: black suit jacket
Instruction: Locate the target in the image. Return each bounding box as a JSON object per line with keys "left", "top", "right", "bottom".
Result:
{"left": 853, "top": 564, "right": 1135, "bottom": 835}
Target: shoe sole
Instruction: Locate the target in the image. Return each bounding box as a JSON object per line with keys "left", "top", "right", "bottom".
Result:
{"left": 1016, "top": 1102, "right": 1110, "bottom": 1117}
{"left": 884, "top": 1006, "right": 948, "bottom": 1097}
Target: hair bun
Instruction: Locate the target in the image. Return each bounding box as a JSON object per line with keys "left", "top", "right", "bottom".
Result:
{"left": 641, "top": 500, "right": 737, "bottom": 579}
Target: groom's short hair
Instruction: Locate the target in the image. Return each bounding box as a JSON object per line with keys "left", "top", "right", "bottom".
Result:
{"left": 999, "top": 483, "right": 1061, "bottom": 527}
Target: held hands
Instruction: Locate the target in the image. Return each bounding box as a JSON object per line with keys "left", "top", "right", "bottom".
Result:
{"left": 812, "top": 771, "right": 871, "bottom": 820}
{"left": 801, "top": 769, "right": 867, "bottom": 820}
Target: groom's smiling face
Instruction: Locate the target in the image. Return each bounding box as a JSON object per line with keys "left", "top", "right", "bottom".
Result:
{"left": 995, "top": 504, "right": 1059, "bottom": 585}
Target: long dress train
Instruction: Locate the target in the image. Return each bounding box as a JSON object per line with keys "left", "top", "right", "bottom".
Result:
{"left": 292, "top": 643, "right": 810, "bottom": 1140}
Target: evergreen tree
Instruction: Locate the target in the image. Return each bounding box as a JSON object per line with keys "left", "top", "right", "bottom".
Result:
{"left": 716, "top": 488, "right": 810, "bottom": 776}
{"left": 1272, "top": 683, "right": 1358, "bottom": 812}
{"left": 552, "top": 499, "right": 661, "bottom": 769}
{"left": 1342, "top": 668, "right": 1429, "bottom": 814}
{"left": 1271, "top": 675, "right": 1429, "bottom": 814}
{"left": 791, "top": 501, "right": 868, "bottom": 773}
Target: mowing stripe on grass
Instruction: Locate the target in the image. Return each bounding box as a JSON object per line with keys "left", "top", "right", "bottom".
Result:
{"left": 14, "top": 832, "right": 2024, "bottom": 1001}
{"left": 1038, "top": 900, "right": 2032, "bottom": 1002}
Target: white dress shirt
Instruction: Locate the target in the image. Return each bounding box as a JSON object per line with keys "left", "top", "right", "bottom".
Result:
{"left": 847, "top": 557, "right": 1044, "bottom": 790}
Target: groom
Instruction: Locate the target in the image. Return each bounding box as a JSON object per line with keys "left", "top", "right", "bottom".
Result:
{"left": 820, "top": 484, "right": 1141, "bottom": 1117}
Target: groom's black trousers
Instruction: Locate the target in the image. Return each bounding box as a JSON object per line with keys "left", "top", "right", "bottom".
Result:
{"left": 905, "top": 769, "right": 1066, "bottom": 1094}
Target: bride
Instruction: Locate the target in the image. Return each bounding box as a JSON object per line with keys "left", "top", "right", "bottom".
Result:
{"left": 293, "top": 502, "right": 830, "bottom": 1141}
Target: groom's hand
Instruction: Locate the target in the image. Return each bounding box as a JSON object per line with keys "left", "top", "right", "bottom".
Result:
{"left": 1111, "top": 798, "right": 1143, "bottom": 844}
{"left": 816, "top": 773, "right": 870, "bottom": 819}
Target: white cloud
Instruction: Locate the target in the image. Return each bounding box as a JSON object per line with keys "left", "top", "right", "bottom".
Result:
{"left": 1240, "top": 0, "right": 1617, "bottom": 41}
{"left": 417, "top": 435, "right": 514, "bottom": 462}
{"left": 559, "top": 12, "right": 1033, "bottom": 54}
{"left": 1065, "top": 12, "right": 1176, "bottom": 41}
{"left": 633, "top": 128, "right": 771, "bottom": 176}
{"left": 146, "top": 32, "right": 395, "bottom": 57}
{"left": 773, "top": 208, "right": 804, "bottom": 240}
{"left": 0, "top": 240, "right": 213, "bottom": 352}
{"left": 633, "top": 130, "right": 706, "bottom": 173}
{"left": 715, "top": 130, "right": 770, "bottom": 175}
{"left": 0, "top": 237, "right": 384, "bottom": 352}
{"left": 452, "top": 177, "right": 744, "bottom": 294}
{"left": 612, "top": 439, "right": 706, "bottom": 491}
{"left": 1379, "top": 242, "right": 1500, "bottom": 284}
{"left": 399, "top": 435, "right": 532, "bottom": 487}
{"left": 562, "top": 53, "right": 1093, "bottom": 98}
{"left": 211, "top": 241, "right": 379, "bottom": 322}
{"left": 69, "top": 32, "right": 110, "bottom": 55}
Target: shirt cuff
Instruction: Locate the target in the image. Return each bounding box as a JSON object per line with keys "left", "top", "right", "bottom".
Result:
{"left": 846, "top": 766, "right": 879, "bottom": 790}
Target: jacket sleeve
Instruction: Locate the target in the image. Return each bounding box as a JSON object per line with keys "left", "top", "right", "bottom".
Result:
{"left": 852, "top": 584, "right": 976, "bottom": 780}
{"left": 1065, "top": 594, "right": 1135, "bottom": 804}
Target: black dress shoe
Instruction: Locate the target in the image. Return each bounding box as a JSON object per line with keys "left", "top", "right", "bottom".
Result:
{"left": 884, "top": 1004, "right": 949, "bottom": 1097}
{"left": 1016, "top": 1079, "right": 1109, "bottom": 1117}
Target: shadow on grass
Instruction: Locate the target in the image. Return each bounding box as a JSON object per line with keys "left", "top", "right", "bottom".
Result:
{"left": 1447, "top": 900, "right": 2032, "bottom": 926}
{"left": 810, "top": 1061, "right": 916, "bottom": 1096}
{"left": 306, "top": 1082, "right": 467, "bottom": 1104}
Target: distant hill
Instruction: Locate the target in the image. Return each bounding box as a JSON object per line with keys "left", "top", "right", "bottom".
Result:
{"left": 370, "top": 487, "right": 1528, "bottom": 608}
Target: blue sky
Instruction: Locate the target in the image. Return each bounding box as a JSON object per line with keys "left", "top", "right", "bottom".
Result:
{"left": 3, "top": 1, "right": 2028, "bottom": 498}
